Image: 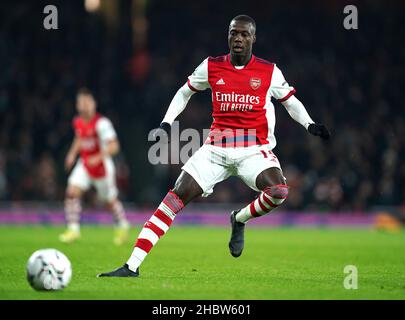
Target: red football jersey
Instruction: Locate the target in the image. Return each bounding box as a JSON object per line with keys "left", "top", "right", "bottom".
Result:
{"left": 73, "top": 113, "right": 116, "bottom": 178}
{"left": 186, "top": 54, "right": 296, "bottom": 148}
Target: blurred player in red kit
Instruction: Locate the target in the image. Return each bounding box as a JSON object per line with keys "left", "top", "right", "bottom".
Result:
{"left": 59, "top": 88, "right": 130, "bottom": 245}
{"left": 99, "top": 15, "right": 330, "bottom": 276}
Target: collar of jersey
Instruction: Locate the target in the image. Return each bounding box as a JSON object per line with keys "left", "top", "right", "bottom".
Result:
{"left": 80, "top": 112, "right": 101, "bottom": 124}
{"left": 226, "top": 53, "right": 256, "bottom": 70}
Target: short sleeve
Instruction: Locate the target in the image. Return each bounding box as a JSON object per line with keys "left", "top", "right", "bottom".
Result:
{"left": 270, "top": 65, "right": 296, "bottom": 102}
{"left": 187, "top": 58, "right": 210, "bottom": 92}
{"left": 96, "top": 118, "right": 117, "bottom": 142}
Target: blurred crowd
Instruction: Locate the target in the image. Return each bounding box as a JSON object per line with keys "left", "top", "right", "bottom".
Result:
{"left": 0, "top": 0, "right": 404, "bottom": 212}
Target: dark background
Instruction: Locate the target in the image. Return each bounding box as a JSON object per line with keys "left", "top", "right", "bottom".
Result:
{"left": 0, "top": 0, "right": 403, "bottom": 212}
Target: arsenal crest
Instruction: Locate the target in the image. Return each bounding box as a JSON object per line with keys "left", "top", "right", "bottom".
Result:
{"left": 250, "top": 77, "right": 261, "bottom": 90}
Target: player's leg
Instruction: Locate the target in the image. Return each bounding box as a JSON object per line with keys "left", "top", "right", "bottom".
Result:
{"left": 59, "top": 185, "right": 84, "bottom": 243}
{"left": 229, "top": 148, "right": 288, "bottom": 257}
{"left": 95, "top": 160, "right": 130, "bottom": 245}
{"left": 97, "top": 171, "right": 203, "bottom": 277}
{"left": 106, "top": 198, "right": 130, "bottom": 245}
{"left": 59, "top": 161, "right": 90, "bottom": 243}
{"left": 105, "top": 198, "right": 129, "bottom": 229}
{"left": 124, "top": 171, "right": 203, "bottom": 270}
{"left": 126, "top": 171, "right": 203, "bottom": 267}
{"left": 98, "top": 145, "right": 229, "bottom": 277}
{"left": 236, "top": 167, "right": 288, "bottom": 223}
{"left": 172, "top": 170, "right": 204, "bottom": 205}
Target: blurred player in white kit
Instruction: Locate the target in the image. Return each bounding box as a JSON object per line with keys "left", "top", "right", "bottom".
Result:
{"left": 59, "top": 88, "right": 130, "bottom": 245}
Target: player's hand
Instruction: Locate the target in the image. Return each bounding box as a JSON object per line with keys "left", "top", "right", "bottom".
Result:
{"left": 308, "top": 123, "right": 331, "bottom": 140}
{"left": 65, "top": 153, "right": 76, "bottom": 171}
{"left": 153, "top": 122, "right": 171, "bottom": 143}
{"left": 87, "top": 153, "right": 103, "bottom": 167}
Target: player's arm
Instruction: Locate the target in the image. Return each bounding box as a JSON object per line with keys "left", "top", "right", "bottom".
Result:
{"left": 283, "top": 96, "right": 330, "bottom": 140}
{"left": 87, "top": 138, "right": 119, "bottom": 167}
{"left": 102, "top": 138, "right": 120, "bottom": 157}
{"left": 271, "top": 65, "right": 330, "bottom": 140}
{"left": 87, "top": 118, "right": 119, "bottom": 167}
{"left": 156, "top": 84, "right": 196, "bottom": 141}
{"left": 156, "top": 58, "right": 210, "bottom": 142}
{"left": 65, "top": 136, "right": 80, "bottom": 171}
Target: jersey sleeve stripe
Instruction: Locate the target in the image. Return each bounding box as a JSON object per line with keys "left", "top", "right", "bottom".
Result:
{"left": 277, "top": 88, "right": 297, "bottom": 102}
{"left": 187, "top": 79, "right": 203, "bottom": 92}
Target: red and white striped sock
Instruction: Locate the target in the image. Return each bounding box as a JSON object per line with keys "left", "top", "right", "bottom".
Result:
{"left": 64, "top": 197, "right": 82, "bottom": 232}
{"left": 126, "top": 190, "right": 184, "bottom": 271}
{"left": 235, "top": 184, "right": 289, "bottom": 223}
{"left": 110, "top": 200, "right": 129, "bottom": 228}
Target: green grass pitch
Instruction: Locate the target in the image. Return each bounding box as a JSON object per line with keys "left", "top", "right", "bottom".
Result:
{"left": 0, "top": 225, "right": 404, "bottom": 299}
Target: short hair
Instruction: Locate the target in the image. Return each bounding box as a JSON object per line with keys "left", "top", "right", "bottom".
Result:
{"left": 231, "top": 15, "right": 256, "bottom": 33}
{"left": 77, "top": 87, "right": 93, "bottom": 97}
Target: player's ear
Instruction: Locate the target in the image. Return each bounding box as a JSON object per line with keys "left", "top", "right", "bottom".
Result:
{"left": 252, "top": 34, "right": 256, "bottom": 44}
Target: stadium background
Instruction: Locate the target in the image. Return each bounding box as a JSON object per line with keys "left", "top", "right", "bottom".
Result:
{"left": 0, "top": 0, "right": 403, "bottom": 225}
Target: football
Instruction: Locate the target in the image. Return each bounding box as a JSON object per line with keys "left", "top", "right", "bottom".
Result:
{"left": 26, "top": 249, "right": 72, "bottom": 291}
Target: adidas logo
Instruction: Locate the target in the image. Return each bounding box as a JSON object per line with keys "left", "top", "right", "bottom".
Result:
{"left": 216, "top": 78, "right": 225, "bottom": 85}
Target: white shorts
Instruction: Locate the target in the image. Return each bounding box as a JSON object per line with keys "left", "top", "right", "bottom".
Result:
{"left": 68, "top": 158, "right": 118, "bottom": 202}
{"left": 182, "top": 144, "right": 283, "bottom": 197}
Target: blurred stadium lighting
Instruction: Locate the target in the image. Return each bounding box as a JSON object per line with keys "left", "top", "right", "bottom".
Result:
{"left": 85, "top": 0, "right": 101, "bottom": 13}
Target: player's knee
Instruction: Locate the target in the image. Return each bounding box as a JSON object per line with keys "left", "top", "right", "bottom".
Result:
{"left": 172, "top": 184, "right": 189, "bottom": 204}
{"left": 264, "top": 184, "right": 289, "bottom": 206}
{"left": 66, "top": 186, "right": 81, "bottom": 199}
{"left": 172, "top": 176, "right": 202, "bottom": 204}
{"left": 104, "top": 199, "right": 115, "bottom": 209}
